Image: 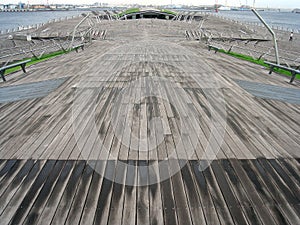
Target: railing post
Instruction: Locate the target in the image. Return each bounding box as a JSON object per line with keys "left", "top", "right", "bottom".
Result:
{"left": 251, "top": 8, "right": 280, "bottom": 65}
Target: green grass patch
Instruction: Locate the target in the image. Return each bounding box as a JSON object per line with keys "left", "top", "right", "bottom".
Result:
{"left": 3, "top": 49, "right": 72, "bottom": 76}
{"left": 218, "top": 49, "right": 300, "bottom": 80}
{"left": 160, "top": 9, "right": 177, "bottom": 15}
{"left": 117, "top": 8, "right": 140, "bottom": 17}
{"left": 116, "top": 8, "right": 177, "bottom": 18}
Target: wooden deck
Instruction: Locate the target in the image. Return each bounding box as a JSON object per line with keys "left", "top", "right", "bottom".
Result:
{"left": 0, "top": 19, "right": 299, "bottom": 225}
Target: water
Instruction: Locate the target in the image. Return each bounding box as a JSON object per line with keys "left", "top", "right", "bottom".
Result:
{"left": 0, "top": 10, "right": 84, "bottom": 31}
{"left": 218, "top": 11, "right": 300, "bottom": 31}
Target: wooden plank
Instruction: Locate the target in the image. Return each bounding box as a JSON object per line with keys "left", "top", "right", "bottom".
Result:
{"left": 0, "top": 18, "right": 300, "bottom": 225}
{"left": 0, "top": 160, "right": 47, "bottom": 224}
{"left": 147, "top": 96, "right": 158, "bottom": 160}
{"left": 210, "top": 160, "right": 249, "bottom": 225}
{"left": 106, "top": 160, "right": 127, "bottom": 225}
{"left": 35, "top": 160, "right": 75, "bottom": 225}
{"left": 0, "top": 159, "right": 6, "bottom": 172}
{"left": 136, "top": 160, "right": 150, "bottom": 225}
{"left": 93, "top": 160, "right": 116, "bottom": 225}
{"left": 202, "top": 161, "right": 235, "bottom": 225}
{"left": 159, "top": 159, "right": 178, "bottom": 225}
{"left": 78, "top": 161, "right": 107, "bottom": 225}
{"left": 164, "top": 135, "right": 193, "bottom": 225}
{"left": 6, "top": 101, "right": 73, "bottom": 159}
{"left": 239, "top": 160, "right": 290, "bottom": 225}
{"left": 254, "top": 159, "right": 300, "bottom": 222}
{"left": 4, "top": 160, "right": 56, "bottom": 225}
{"left": 0, "top": 160, "right": 18, "bottom": 182}
{"left": 0, "top": 83, "right": 75, "bottom": 159}
{"left": 50, "top": 160, "right": 86, "bottom": 224}
{"left": 0, "top": 160, "right": 26, "bottom": 197}
{"left": 148, "top": 160, "right": 164, "bottom": 225}
{"left": 121, "top": 160, "right": 137, "bottom": 225}
{"left": 0, "top": 99, "right": 39, "bottom": 141}
{"left": 260, "top": 159, "right": 300, "bottom": 203}
{"left": 219, "top": 159, "right": 263, "bottom": 225}
{"left": 139, "top": 101, "right": 148, "bottom": 159}
{"left": 22, "top": 160, "right": 66, "bottom": 224}
{"left": 228, "top": 159, "right": 280, "bottom": 225}
{"left": 277, "top": 158, "right": 300, "bottom": 186}
{"left": 180, "top": 161, "right": 206, "bottom": 225}
{"left": 0, "top": 160, "right": 35, "bottom": 214}
{"left": 190, "top": 160, "right": 220, "bottom": 224}
{"left": 64, "top": 161, "right": 95, "bottom": 225}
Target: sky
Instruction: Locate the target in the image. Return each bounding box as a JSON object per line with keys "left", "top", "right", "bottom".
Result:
{"left": 2, "top": 0, "right": 300, "bottom": 9}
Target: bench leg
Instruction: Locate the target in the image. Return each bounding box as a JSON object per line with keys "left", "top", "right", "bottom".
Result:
{"left": 289, "top": 72, "right": 296, "bottom": 84}
{"left": 269, "top": 66, "right": 274, "bottom": 74}
{"left": 20, "top": 63, "right": 26, "bottom": 73}
{"left": 0, "top": 70, "right": 6, "bottom": 82}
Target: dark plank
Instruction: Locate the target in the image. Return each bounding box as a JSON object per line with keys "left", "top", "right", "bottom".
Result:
{"left": 159, "top": 159, "right": 178, "bottom": 225}
{"left": 79, "top": 161, "right": 106, "bottom": 225}
{"left": 136, "top": 160, "right": 150, "bottom": 225}
{"left": 202, "top": 161, "right": 235, "bottom": 225}
{"left": 211, "top": 160, "right": 249, "bottom": 225}
{"left": 277, "top": 158, "right": 300, "bottom": 186}
{"left": 190, "top": 161, "right": 220, "bottom": 224}
{"left": 0, "top": 160, "right": 35, "bottom": 214}
{"left": 0, "top": 160, "right": 46, "bottom": 224}
{"left": 7, "top": 160, "right": 56, "bottom": 225}
{"left": 220, "top": 159, "right": 263, "bottom": 225}
{"left": 121, "top": 160, "right": 137, "bottom": 225}
{"left": 93, "top": 160, "right": 116, "bottom": 225}
{"left": 240, "top": 160, "right": 290, "bottom": 225}
{"left": 23, "top": 160, "right": 66, "bottom": 225}
{"left": 0, "top": 160, "right": 24, "bottom": 196}
{"left": 107, "top": 160, "right": 127, "bottom": 225}
{"left": 36, "top": 160, "right": 75, "bottom": 224}
{"left": 50, "top": 160, "right": 86, "bottom": 224}
{"left": 0, "top": 160, "right": 18, "bottom": 181}
{"left": 180, "top": 161, "right": 206, "bottom": 225}
{"left": 64, "top": 161, "right": 96, "bottom": 225}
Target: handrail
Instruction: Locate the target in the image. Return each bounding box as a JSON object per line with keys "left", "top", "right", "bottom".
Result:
{"left": 251, "top": 8, "right": 280, "bottom": 65}
{"left": 68, "top": 13, "right": 90, "bottom": 50}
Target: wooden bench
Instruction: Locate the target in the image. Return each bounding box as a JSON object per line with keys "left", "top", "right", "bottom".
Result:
{"left": 264, "top": 61, "right": 300, "bottom": 84}
{"left": 72, "top": 44, "right": 84, "bottom": 53}
{"left": 208, "top": 45, "right": 220, "bottom": 53}
{"left": 0, "top": 59, "right": 31, "bottom": 82}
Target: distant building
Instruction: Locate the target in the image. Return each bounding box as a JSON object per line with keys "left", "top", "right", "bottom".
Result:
{"left": 218, "top": 6, "right": 231, "bottom": 11}
{"left": 292, "top": 8, "right": 300, "bottom": 13}
{"left": 31, "top": 4, "right": 48, "bottom": 9}
{"left": 49, "top": 4, "right": 57, "bottom": 9}
{"left": 4, "top": 4, "right": 18, "bottom": 10}
{"left": 18, "top": 2, "right": 26, "bottom": 9}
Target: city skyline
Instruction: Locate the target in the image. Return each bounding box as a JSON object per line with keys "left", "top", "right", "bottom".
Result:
{"left": 1, "top": 0, "right": 300, "bottom": 9}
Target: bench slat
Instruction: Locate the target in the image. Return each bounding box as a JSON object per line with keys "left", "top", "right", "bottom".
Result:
{"left": 0, "top": 59, "right": 31, "bottom": 82}
{"left": 264, "top": 61, "right": 300, "bottom": 84}
{"left": 0, "top": 59, "right": 31, "bottom": 71}
{"left": 72, "top": 44, "right": 84, "bottom": 53}
{"left": 208, "top": 45, "right": 220, "bottom": 53}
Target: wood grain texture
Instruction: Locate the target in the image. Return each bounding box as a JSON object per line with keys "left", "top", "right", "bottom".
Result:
{"left": 0, "top": 19, "right": 299, "bottom": 225}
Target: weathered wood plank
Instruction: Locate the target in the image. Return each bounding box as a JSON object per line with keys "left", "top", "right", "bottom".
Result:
{"left": 6, "top": 160, "right": 56, "bottom": 225}
{"left": 35, "top": 160, "right": 75, "bottom": 225}
{"left": 50, "top": 160, "right": 86, "bottom": 224}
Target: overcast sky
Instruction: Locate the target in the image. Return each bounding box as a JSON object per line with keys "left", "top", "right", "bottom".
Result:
{"left": 3, "top": 0, "right": 300, "bottom": 8}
